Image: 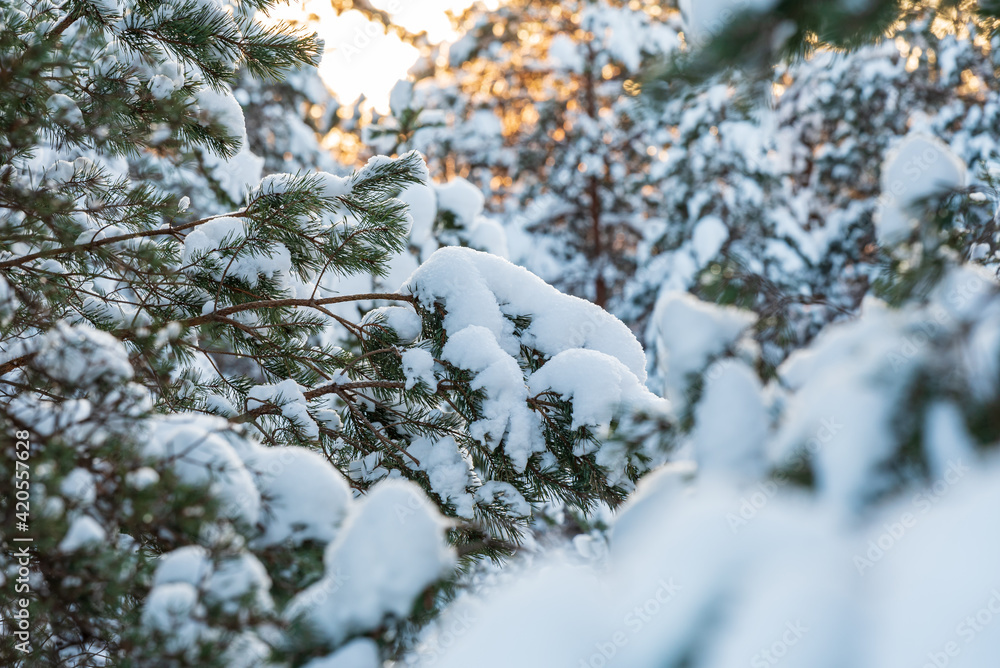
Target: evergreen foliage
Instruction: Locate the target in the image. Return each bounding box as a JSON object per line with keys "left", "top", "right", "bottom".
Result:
{"left": 0, "top": 0, "right": 667, "bottom": 664}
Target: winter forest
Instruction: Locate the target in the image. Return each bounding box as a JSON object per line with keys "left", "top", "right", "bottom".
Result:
{"left": 4, "top": 0, "right": 1000, "bottom": 665}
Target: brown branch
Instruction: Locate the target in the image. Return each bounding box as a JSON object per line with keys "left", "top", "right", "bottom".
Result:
{"left": 152, "top": 292, "right": 413, "bottom": 332}
{"left": 48, "top": 8, "right": 80, "bottom": 39}
{"left": 0, "top": 212, "right": 247, "bottom": 271}
{"left": 0, "top": 352, "right": 37, "bottom": 377}
{"left": 229, "top": 379, "right": 410, "bottom": 425}
{"left": 341, "top": 391, "right": 420, "bottom": 466}
{"left": 229, "top": 382, "right": 420, "bottom": 466}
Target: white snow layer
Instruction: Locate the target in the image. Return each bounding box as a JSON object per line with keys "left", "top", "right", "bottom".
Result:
{"left": 651, "top": 290, "right": 757, "bottom": 408}
{"left": 193, "top": 85, "right": 264, "bottom": 202}
{"left": 406, "top": 247, "right": 647, "bottom": 380}
{"left": 58, "top": 515, "right": 107, "bottom": 552}
{"left": 247, "top": 379, "right": 319, "bottom": 440}
{"left": 404, "top": 246, "right": 665, "bottom": 474}
{"left": 401, "top": 347, "right": 437, "bottom": 390}
{"left": 690, "top": 360, "right": 768, "bottom": 479}
{"left": 680, "top": 0, "right": 779, "bottom": 45}
{"left": 431, "top": 460, "right": 1000, "bottom": 668}
{"left": 243, "top": 444, "right": 352, "bottom": 547}
{"left": 434, "top": 178, "right": 485, "bottom": 228}
{"left": 528, "top": 349, "right": 668, "bottom": 431}
{"left": 143, "top": 415, "right": 262, "bottom": 527}
{"left": 877, "top": 134, "right": 967, "bottom": 245}
{"left": 138, "top": 416, "right": 452, "bottom": 652}
{"left": 182, "top": 217, "right": 292, "bottom": 291}
{"left": 408, "top": 436, "right": 476, "bottom": 519}
{"left": 285, "top": 480, "right": 455, "bottom": 644}
{"left": 424, "top": 267, "right": 1000, "bottom": 667}
{"left": 302, "top": 639, "right": 380, "bottom": 668}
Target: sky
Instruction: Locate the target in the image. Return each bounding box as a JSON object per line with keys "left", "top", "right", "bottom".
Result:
{"left": 265, "top": 0, "right": 489, "bottom": 112}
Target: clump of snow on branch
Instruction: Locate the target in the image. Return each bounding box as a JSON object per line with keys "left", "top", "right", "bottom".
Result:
{"left": 285, "top": 481, "right": 455, "bottom": 644}
{"left": 877, "top": 134, "right": 967, "bottom": 246}
{"left": 406, "top": 247, "right": 668, "bottom": 474}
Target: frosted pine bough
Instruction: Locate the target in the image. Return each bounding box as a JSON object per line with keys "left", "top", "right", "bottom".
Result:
{"left": 6, "top": 0, "right": 1000, "bottom": 667}
{"left": 0, "top": 0, "right": 671, "bottom": 663}
{"left": 367, "top": 0, "right": 682, "bottom": 308}
{"left": 429, "top": 262, "right": 1000, "bottom": 668}
{"left": 414, "top": 4, "right": 1000, "bottom": 668}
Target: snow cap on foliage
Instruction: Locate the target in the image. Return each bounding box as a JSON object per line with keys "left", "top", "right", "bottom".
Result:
{"left": 528, "top": 349, "right": 669, "bottom": 431}
{"left": 429, "top": 563, "right": 612, "bottom": 668}
{"left": 259, "top": 170, "right": 349, "bottom": 200}
{"left": 141, "top": 583, "right": 207, "bottom": 655}
{"left": 651, "top": 291, "right": 757, "bottom": 408}
{"left": 773, "top": 305, "right": 912, "bottom": 510}
{"left": 194, "top": 85, "right": 264, "bottom": 202}
{"left": 247, "top": 379, "right": 318, "bottom": 440}
{"left": 58, "top": 515, "right": 107, "bottom": 552}
{"left": 774, "top": 266, "right": 998, "bottom": 511}
{"left": 434, "top": 178, "right": 485, "bottom": 228}
{"left": 581, "top": 3, "right": 679, "bottom": 70}
{"left": 432, "top": 471, "right": 893, "bottom": 668}
{"left": 398, "top": 180, "right": 438, "bottom": 250}
{"left": 401, "top": 347, "right": 436, "bottom": 390}
{"left": 430, "top": 178, "right": 510, "bottom": 258}
{"left": 35, "top": 322, "right": 134, "bottom": 386}
{"left": 408, "top": 436, "right": 476, "bottom": 519}
{"left": 368, "top": 305, "right": 423, "bottom": 344}
{"left": 405, "top": 247, "right": 657, "bottom": 475}
{"left": 242, "top": 444, "right": 352, "bottom": 547}
{"left": 153, "top": 546, "right": 212, "bottom": 588}
{"left": 143, "top": 415, "right": 261, "bottom": 527}
{"left": 465, "top": 216, "right": 510, "bottom": 259}
{"left": 690, "top": 360, "right": 769, "bottom": 479}
{"left": 46, "top": 92, "right": 83, "bottom": 125}
{"left": 475, "top": 480, "right": 530, "bottom": 518}
{"left": 405, "top": 247, "right": 648, "bottom": 381}
{"left": 202, "top": 552, "right": 273, "bottom": 614}
{"left": 150, "top": 546, "right": 273, "bottom": 616}
{"left": 390, "top": 80, "right": 414, "bottom": 117}
{"left": 877, "top": 134, "right": 966, "bottom": 246}
{"left": 691, "top": 215, "right": 729, "bottom": 266}
{"left": 441, "top": 325, "right": 544, "bottom": 471}
{"left": 679, "top": 0, "right": 779, "bottom": 45}
{"left": 182, "top": 217, "right": 293, "bottom": 291}
{"left": 303, "top": 639, "right": 380, "bottom": 668}
{"left": 195, "top": 86, "right": 247, "bottom": 147}
{"left": 286, "top": 480, "right": 455, "bottom": 644}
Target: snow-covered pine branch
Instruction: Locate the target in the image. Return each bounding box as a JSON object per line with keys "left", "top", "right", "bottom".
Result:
{"left": 0, "top": 1, "right": 674, "bottom": 664}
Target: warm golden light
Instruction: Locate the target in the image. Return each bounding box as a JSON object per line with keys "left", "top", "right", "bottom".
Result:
{"left": 267, "top": 0, "right": 497, "bottom": 113}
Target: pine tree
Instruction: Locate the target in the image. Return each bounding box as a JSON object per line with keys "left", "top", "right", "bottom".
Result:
{"left": 621, "top": 1, "right": 1000, "bottom": 370}
{"left": 365, "top": 0, "right": 677, "bottom": 308}
{"left": 0, "top": 0, "right": 669, "bottom": 664}
{"left": 420, "top": 3, "right": 1000, "bottom": 667}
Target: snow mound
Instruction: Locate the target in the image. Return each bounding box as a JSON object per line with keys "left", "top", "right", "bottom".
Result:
{"left": 406, "top": 247, "right": 647, "bottom": 381}
{"left": 143, "top": 415, "right": 261, "bottom": 527}
{"left": 244, "top": 444, "right": 352, "bottom": 547}
{"left": 434, "top": 178, "right": 485, "bottom": 228}
{"left": 877, "top": 134, "right": 967, "bottom": 246}
{"left": 285, "top": 480, "right": 455, "bottom": 644}
{"left": 528, "top": 349, "right": 669, "bottom": 431}
{"left": 651, "top": 290, "right": 757, "bottom": 408}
